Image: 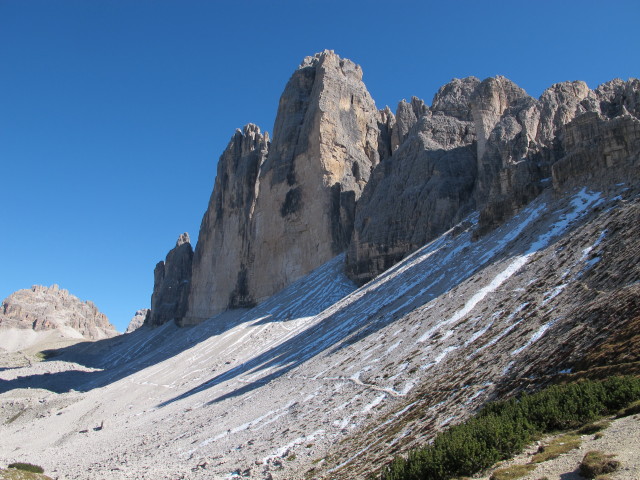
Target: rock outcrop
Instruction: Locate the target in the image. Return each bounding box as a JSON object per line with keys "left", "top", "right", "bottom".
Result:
{"left": 163, "top": 50, "right": 639, "bottom": 320}
{"left": 346, "top": 80, "right": 478, "bottom": 283}
{"left": 125, "top": 309, "right": 149, "bottom": 333}
{"left": 147, "top": 233, "right": 193, "bottom": 326}
{"left": 184, "top": 50, "right": 383, "bottom": 324}
{"left": 346, "top": 74, "right": 640, "bottom": 284}
{"left": 0, "top": 284, "right": 118, "bottom": 340}
{"left": 186, "top": 125, "right": 268, "bottom": 323}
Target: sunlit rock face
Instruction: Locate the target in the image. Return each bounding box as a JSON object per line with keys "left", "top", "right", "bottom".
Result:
{"left": 0, "top": 284, "right": 118, "bottom": 340}
{"left": 125, "top": 309, "right": 149, "bottom": 333}
{"left": 184, "top": 50, "right": 382, "bottom": 324}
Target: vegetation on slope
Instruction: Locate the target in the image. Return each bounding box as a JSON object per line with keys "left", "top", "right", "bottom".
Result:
{"left": 0, "top": 463, "right": 51, "bottom": 480}
{"left": 381, "top": 376, "right": 640, "bottom": 480}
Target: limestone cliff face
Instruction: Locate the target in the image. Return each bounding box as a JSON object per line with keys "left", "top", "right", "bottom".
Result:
{"left": 147, "top": 233, "right": 193, "bottom": 326}
{"left": 184, "top": 50, "right": 381, "bottom": 324}
{"left": 346, "top": 75, "right": 640, "bottom": 284}
{"left": 125, "top": 309, "right": 149, "bottom": 333}
{"left": 0, "top": 284, "right": 118, "bottom": 340}
{"left": 247, "top": 50, "right": 381, "bottom": 305}
{"left": 552, "top": 109, "right": 640, "bottom": 190}
{"left": 185, "top": 125, "right": 268, "bottom": 324}
{"left": 346, "top": 79, "right": 478, "bottom": 283}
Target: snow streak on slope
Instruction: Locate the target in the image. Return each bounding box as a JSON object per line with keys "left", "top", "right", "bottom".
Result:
{"left": 0, "top": 187, "right": 626, "bottom": 480}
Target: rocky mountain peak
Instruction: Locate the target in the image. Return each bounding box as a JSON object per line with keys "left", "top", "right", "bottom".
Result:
{"left": 183, "top": 50, "right": 382, "bottom": 324}
{"left": 431, "top": 76, "right": 480, "bottom": 121}
{"left": 175, "top": 232, "right": 190, "bottom": 247}
{"left": 471, "top": 75, "right": 530, "bottom": 159}
{"left": 147, "top": 233, "right": 193, "bottom": 327}
{"left": 151, "top": 53, "right": 639, "bottom": 326}
{"left": 347, "top": 70, "right": 640, "bottom": 284}
{"left": 0, "top": 284, "right": 118, "bottom": 340}
{"left": 125, "top": 309, "right": 149, "bottom": 333}
{"left": 595, "top": 78, "right": 640, "bottom": 119}
{"left": 390, "top": 96, "right": 429, "bottom": 151}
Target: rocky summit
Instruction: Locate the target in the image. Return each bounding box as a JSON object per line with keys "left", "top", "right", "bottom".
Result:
{"left": 1, "top": 52, "right": 638, "bottom": 480}
{"left": 0, "top": 284, "right": 118, "bottom": 352}
{"left": 183, "top": 51, "right": 383, "bottom": 325}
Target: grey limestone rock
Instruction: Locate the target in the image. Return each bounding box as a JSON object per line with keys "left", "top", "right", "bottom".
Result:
{"left": 471, "top": 76, "right": 529, "bottom": 160}
{"left": 125, "top": 309, "right": 149, "bottom": 333}
{"left": 552, "top": 111, "right": 640, "bottom": 189}
{"left": 390, "top": 97, "right": 429, "bottom": 152}
{"left": 166, "top": 50, "right": 640, "bottom": 320}
{"left": 431, "top": 76, "right": 480, "bottom": 121}
{"left": 184, "top": 50, "right": 381, "bottom": 324}
{"left": 147, "top": 233, "right": 193, "bottom": 327}
{"left": 346, "top": 88, "right": 477, "bottom": 283}
{"left": 186, "top": 125, "right": 268, "bottom": 324}
{"left": 595, "top": 78, "right": 640, "bottom": 119}
{"left": 346, "top": 73, "right": 640, "bottom": 284}
{"left": 0, "top": 284, "right": 118, "bottom": 340}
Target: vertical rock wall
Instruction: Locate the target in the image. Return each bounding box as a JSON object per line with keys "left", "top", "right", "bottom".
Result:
{"left": 246, "top": 50, "right": 381, "bottom": 305}
{"left": 150, "top": 50, "right": 639, "bottom": 323}
{"left": 183, "top": 50, "right": 382, "bottom": 324}
{"left": 346, "top": 75, "right": 640, "bottom": 284}
{"left": 184, "top": 125, "right": 268, "bottom": 325}
{"left": 147, "top": 233, "right": 193, "bottom": 326}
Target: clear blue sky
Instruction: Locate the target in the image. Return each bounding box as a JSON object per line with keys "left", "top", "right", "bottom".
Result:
{"left": 1, "top": 0, "right": 638, "bottom": 332}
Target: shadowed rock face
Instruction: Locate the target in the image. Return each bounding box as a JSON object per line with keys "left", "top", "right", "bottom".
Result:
{"left": 183, "top": 50, "right": 383, "bottom": 324}
{"left": 346, "top": 75, "right": 640, "bottom": 284}
{"left": 346, "top": 94, "right": 478, "bottom": 284}
{"left": 147, "top": 233, "right": 193, "bottom": 327}
{"left": 0, "top": 284, "right": 118, "bottom": 340}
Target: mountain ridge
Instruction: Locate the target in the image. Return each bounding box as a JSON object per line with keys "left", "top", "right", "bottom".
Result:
{"left": 146, "top": 50, "right": 639, "bottom": 326}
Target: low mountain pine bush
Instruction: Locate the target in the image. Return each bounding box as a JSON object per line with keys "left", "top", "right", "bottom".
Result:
{"left": 381, "top": 376, "right": 640, "bottom": 480}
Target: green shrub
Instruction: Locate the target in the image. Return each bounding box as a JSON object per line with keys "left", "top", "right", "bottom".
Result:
{"left": 7, "top": 463, "right": 44, "bottom": 474}
{"left": 382, "top": 376, "right": 640, "bottom": 480}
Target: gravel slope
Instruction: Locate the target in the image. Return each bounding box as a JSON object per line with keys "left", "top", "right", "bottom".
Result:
{"left": 0, "top": 185, "right": 638, "bottom": 480}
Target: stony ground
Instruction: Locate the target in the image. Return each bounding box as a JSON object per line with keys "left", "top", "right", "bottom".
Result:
{"left": 1, "top": 184, "right": 638, "bottom": 480}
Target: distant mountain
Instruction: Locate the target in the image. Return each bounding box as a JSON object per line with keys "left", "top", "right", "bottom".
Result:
{"left": 0, "top": 284, "right": 118, "bottom": 352}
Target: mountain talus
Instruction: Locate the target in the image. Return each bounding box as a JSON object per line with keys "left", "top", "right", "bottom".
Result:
{"left": 2, "top": 183, "right": 638, "bottom": 480}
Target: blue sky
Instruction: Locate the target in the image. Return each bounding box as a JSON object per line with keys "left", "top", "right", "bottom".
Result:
{"left": 1, "top": 0, "right": 638, "bottom": 332}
